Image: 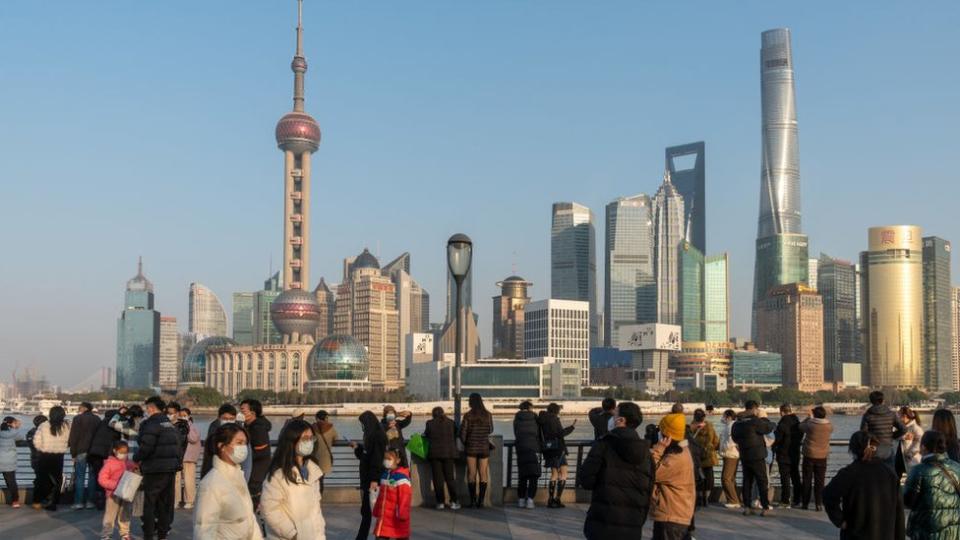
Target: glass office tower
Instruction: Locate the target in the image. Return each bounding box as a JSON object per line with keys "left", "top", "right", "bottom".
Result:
{"left": 923, "top": 236, "right": 953, "bottom": 391}
{"left": 665, "top": 142, "right": 706, "bottom": 254}
{"left": 116, "top": 258, "right": 160, "bottom": 389}
{"left": 552, "top": 202, "right": 599, "bottom": 346}
{"left": 679, "top": 242, "right": 704, "bottom": 342}
{"left": 604, "top": 194, "right": 655, "bottom": 347}
{"left": 817, "top": 254, "right": 857, "bottom": 382}
{"left": 704, "top": 253, "right": 729, "bottom": 342}
{"left": 653, "top": 173, "right": 685, "bottom": 326}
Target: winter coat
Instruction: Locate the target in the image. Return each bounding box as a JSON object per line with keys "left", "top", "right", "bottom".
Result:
{"left": 823, "top": 459, "right": 905, "bottom": 540}
{"left": 26, "top": 427, "right": 40, "bottom": 468}
{"left": 719, "top": 419, "right": 739, "bottom": 460}
{"left": 538, "top": 411, "right": 575, "bottom": 456}
{"left": 424, "top": 416, "right": 458, "bottom": 460}
{"left": 690, "top": 421, "right": 720, "bottom": 468}
{"left": 87, "top": 409, "right": 122, "bottom": 458}
{"left": 247, "top": 416, "right": 273, "bottom": 463}
{"left": 650, "top": 440, "right": 696, "bottom": 526}
{"left": 68, "top": 410, "right": 101, "bottom": 458}
{"left": 460, "top": 410, "right": 494, "bottom": 457}
{"left": 731, "top": 412, "right": 775, "bottom": 463}
{"left": 579, "top": 427, "right": 654, "bottom": 539}
{"left": 772, "top": 413, "right": 803, "bottom": 464}
{"left": 861, "top": 404, "right": 906, "bottom": 460}
{"left": 355, "top": 417, "right": 387, "bottom": 487}
{"left": 382, "top": 415, "right": 412, "bottom": 458}
{"left": 183, "top": 421, "right": 202, "bottom": 463}
{"left": 34, "top": 421, "right": 71, "bottom": 454}
{"left": 0, "top": 429, "right": 22, "bottom": 472}
{"left": 904, "top": 453, "right": 960, "bottom": 540}
{"left": 311, "top": 421, "right": 338, "bottom": 475}
{"left": 173, "top": 418, "right": 191, "bottom": 459}
{"left": 134, "top": 413, "right": 183, "bottom": 474}
{"left": 260, "top": 461, "right": 326, "bottom": 540}
{"left": 513, "top": 411, "right": 542, "bottom": 478}
{"left": 799, "top": 417, "right": 834, "bottom": 460}
{"left": 373, "top": 466, "right": 412, "bottom": 539}
{"left": 195, "top": 456, "right": 264, "bottom": 540}
{"left": 901, "top": 420, "right": 925, "bottom": 471}
{"left": 588, "top": 407, "right": 613, "bottom": 441}
{"left": 98, "top": 455, "right": 136, "bottom": 499}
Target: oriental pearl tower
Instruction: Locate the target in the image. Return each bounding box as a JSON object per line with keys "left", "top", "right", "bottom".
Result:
{"left": 270, "top": 0, "right": 322, "bottom": 345}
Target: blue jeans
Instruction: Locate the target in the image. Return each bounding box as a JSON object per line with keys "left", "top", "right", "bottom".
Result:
{"left": 73, "top": 454, "right": 93, "bottom": 505}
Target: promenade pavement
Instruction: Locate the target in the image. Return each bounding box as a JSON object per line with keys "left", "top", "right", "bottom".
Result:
{"left": 0, "top": 502, "right": 839, "bottom": 539}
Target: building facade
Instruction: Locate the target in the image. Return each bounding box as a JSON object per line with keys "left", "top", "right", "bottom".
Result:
{"left": 189, "top": 282, "right": 228, "bottom": 338}
{"left": 860, "top": 226, "right": 924, "bottom": 388}
{"left": 618, "top": 323, "right": 680, "bottom": 395}
{"left": 551, "top": 202, "right": 599, "bottom": 346}
{"left": 756, "top": 283, "right": 825, "bottom": 391}
{"left": 407, "top": 357, "right": 576, "bottom": 401}
{"left": 604, "top": 194, "right": 655, "bottom": 347}
{"left": 653, "top": 172, "right": 685, "bottom": 326}
{"left": 116, "top": 258, "right": 160, "bottom": 389}
{"left": 206, "top": 343, "right": 310, "bottom": 397}
{"left": 232, "top": 292, "right": 255, "bottom": 345}
{"left": 313, "top": 278, "right": 336, "bottom": 341}
{"left": 670, "top": 341, "right": 733, "bottom": 381}
{"left": 923, "top": 236, "right": 954, "bottom": 391}
{"left": 437, "top": 308, "right": 481, "bottom": 365}
{"left": 952, "top": 287, "right": 960, "bottom": 391}
{"left": 493, "top": 276, "right": 532, "bottom": 358}
{"left": 524, "top": 299, "right": 590, "bottom": 391}
{"left": 704, "top": 253, "right": 729, "bottom": 342}
{"left": 665, "top": 142, "right": 706, "bottom": 254}
{"left": 818, "top": 254, "right": 857, "bottom": 382}
{"left": 679, "top": 241, "right": 704, "bottom": 342}
{"left": 731, "top": 348, "right": 783, "bottom": 390}
{"left": 158, "top": 316, "right": 180, "bottom": 391}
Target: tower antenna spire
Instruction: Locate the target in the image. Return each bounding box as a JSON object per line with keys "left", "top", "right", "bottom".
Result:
{"left": 291, "top": 0, "right": 307, "bottom": 112}
{"left": 137, "top": 255, "right": 143, "bottom": 277}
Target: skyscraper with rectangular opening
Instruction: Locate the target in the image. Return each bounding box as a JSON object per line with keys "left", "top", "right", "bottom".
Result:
{"left": 665, "top": 142, "right": 705, "bottom": 254}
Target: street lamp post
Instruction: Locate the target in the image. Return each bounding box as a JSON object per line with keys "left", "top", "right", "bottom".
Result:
{"left": 447, "top": 233, "right": 473, "bottom": 429}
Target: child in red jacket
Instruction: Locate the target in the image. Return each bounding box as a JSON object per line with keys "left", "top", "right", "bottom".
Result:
{"left": 373, "top": 449, "right": 412, "bottom": 540}
{"left": 98, "top": 441, "right": 136, "bottom": 540}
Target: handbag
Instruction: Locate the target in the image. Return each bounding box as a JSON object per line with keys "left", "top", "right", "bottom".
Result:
{"left": 406, "top": 433, "right": 430, "bottom": 461}
{"left": 114, "top": 470, "right": 143, "bottom": 502}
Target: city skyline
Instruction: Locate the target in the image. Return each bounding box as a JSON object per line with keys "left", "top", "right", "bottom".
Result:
{"left": 3, "top": 2, "right": 959, "bottom": 385}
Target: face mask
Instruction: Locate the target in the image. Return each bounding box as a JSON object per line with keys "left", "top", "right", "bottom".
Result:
{"left": 607, "top": 416, "right": 617, "bottom": 433}
{"left": 386, "top": 414, "right": 396, "bottom": 422}
{"left": 383, "top": 459, "right": 395, "bottom": 469}
{"left": 297, "top": 440, "right": 315, "bottom": 457}
{"left": 220, "top": 418, "right": 235, "bottom": 425}
{"left": 230, "top": 444, "right": 249, "bottom": 464}
{"left": 168, "top": 414, "right": 177, "bottom": 422}
{"left": 115, "top": 453, "right": 128, "bottom": 461}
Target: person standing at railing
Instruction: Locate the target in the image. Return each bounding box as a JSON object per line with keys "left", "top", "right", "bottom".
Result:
{"left": 69, "top": 401, "right": 102, "bottom": 510}
{"left": 588, "top": 398, "right": 617, "bottom": 441}
{"left": 260, "top": 419, "right": 327, "bottom": 540}
{"left": 25, "top": 414, "right": 46, "bottom": 505}
{"left": 903, "top": 430, "right": 960, "bottom": 540}
{"left": 381, "top": 406, "right": 412, "bottom": 468}
{"left": 861, "top": 390, "right": 906, "bottom": 472}
{"left": 731, "top": 400, "right": 775, "bottom": 516}
{"left": 579, "top": 402, "right": 652, "bottom": 539}
{"left": 799, "top": 405, "right": 833, "bottom": 511}
{"left": 88, "top": 408, "right": 124, "bottom": 511}
{"left": 240, "top": 399, "right": 272, "bottom": 509}
{"left": 461, "top": 393, "right": 495, "bottom": 509}
{"left": 898, "top": 407, "right": 925, "bottom": 478}
{"left": 931, "top": 410, "right": 960, "bottom": 462}
{"left": 0, "top": 416, "right": 23, "bottom": 508}
{"left": 772, "top": 403, "right": 803, "bottom": 508}
{"left": 823, "top": 431, "right": 904, "bottom": 540}
{"left": 175, "top": 407, "right": 201, "bottom": 510}
{"left": 424, "top": 406, "right": 459, "bottom": 510}
{"left": 194, "top": 423, "right": 263, "bottom": 540}
{"left": 538, "top": 402, "right": 576, "bottom": 509}
{"left": 351, "top": 411, "right": 387, "bottom": 540}
{"left": 512, "top": 401, "right": 541, "bottom": 509}
{"left": 650, "top": 413, "right": 696, "bottom": 540}
{"left": 33, "top": 405, "right": 71, "bottom": 511}
{"left": 311, "top": 410, "right": 338, "bottom": 496}
{"left": 718, "top": 409, "right": 741, "bottom": 509}
{"left": 201, "top": 403, "right": 239, "bottom": 479}
{"left": 134, "top": 396, "right": 182, "bottom": 540}
{"left": 98, "top": 440, "right": 136, "bottom": 540}
{"left": 690, "top": 408, "right": 719, "bottom": 508}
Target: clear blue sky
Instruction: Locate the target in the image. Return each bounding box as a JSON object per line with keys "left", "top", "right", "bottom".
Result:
{"left": 2, "top": 1, "right": 958, "bottom": 387}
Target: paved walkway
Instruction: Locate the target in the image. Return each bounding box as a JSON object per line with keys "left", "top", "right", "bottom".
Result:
{"left": 0, "top": 503, "right": 838, "bottom": 539}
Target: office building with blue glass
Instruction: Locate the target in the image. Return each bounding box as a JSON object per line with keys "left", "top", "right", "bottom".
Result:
{"left": 116, "top": 258, "right": 160, "bottom": 389}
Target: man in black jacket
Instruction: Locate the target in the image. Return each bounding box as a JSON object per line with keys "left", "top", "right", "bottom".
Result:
{"left": 240, "top": 398, "right": 272, "bottom": 508}
{"left": 67, "top": 401, "right": 101, "bottom": 509}
{"left": 772, "top": 403, "right": 803, "bottom": 507}
{"left": 860, "top": 390, "right": 906, "bottom": 470}
{"left": 579, "top": 402, "right": 653, "bottom": 539}
{"left": 588, "top": 397, "right": 617, "bottom": 441}
{"left": 731, "top": 400, "right": 775, "bottom": 515}
{"left": 87, "top": 408, "right": 121, "bottom": 510}
{"left": 134, "top": 396, "right": 182, "bottom": 540}
{"left": 200, "top": 403, "right": 238, "bottom": 479}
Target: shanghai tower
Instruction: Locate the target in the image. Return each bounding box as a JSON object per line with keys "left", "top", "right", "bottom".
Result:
{"left": 752, "top": 28, "right": 809, "bottom": 339}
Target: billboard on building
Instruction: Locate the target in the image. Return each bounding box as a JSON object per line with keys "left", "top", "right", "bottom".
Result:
{"left": 618, "top": 323, "right": 682, "bottom": 352}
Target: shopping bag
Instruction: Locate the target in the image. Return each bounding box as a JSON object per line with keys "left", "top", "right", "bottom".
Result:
{"left": 115, "top": 470, "right": 143, "bottom": 502}
{"left": 406, "top": 433, "right": 430, "bottom": 461}
{"left": 132, "top": 489, "right": 144, "bottom": 517}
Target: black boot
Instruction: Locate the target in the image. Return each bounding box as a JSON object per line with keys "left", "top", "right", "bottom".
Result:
{"left": 468, "top": 482, "right": 477, "bottom": 508}
{"left": 547, "top": 481, "right": 557, "bottom": 508}
{"left": 477, "top": 482, "right": 487, "bottom": 509}
{"left": 555, "top": 480, "right": 567, "bottom": 508}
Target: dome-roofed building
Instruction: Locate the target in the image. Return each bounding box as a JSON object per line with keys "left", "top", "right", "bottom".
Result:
{"left": 271, "top": 289, "right": 321, "bottom": 344}
{"left": 351, "top": 248, "right": 380, "bottom": 272}
{"left": 179, "top": 336, "right": 237, "bottom": 388}
{"left": 305, "top": 335, "right": 371, "bottom": 391}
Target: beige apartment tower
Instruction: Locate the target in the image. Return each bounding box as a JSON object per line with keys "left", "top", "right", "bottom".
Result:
{"left": 493, "top": 276, "right": 532, "bottom": 358}
{"left": 860, "top": 225, "right": 924, "bottom": 388}
{"left": 756, "top": 283, "right": 825, "bottom": 391}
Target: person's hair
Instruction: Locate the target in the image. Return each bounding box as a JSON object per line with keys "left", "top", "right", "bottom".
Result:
{"left": 48, "top": 406, "right": 68, "bottom": 436}
{"left": 166, "top": 401, "right": 182, "bottom": 413}
{"left": 722, "top": 409, "right": 736, "bottom": 420}
{"left": 316, "top": 410, "right": 329, "bottom": 422}
{"left": 80, "top": 402, "right": 93, "bottom": 412}
{"left": 432, "top": 406, "right": 445, "bottom": 419}
{"left": 922, "top": 430, "right": 948, "bottom": 455}
{"left": 0, "top": 417, "right": 15, "bottom": 431}
{"left": 849, "top": 431, "right": 879, "bottom": 461}
{"left": 209, "top": 422, "right": 248, "bottom": 460}
{"left": 932, "top": 409, "right": 958, "bottom": 443}
{"left": 693, "top": 409, "right": 706, "bottom": 422}
{"left": 182, "top": 407, "right": 192, "bottom": 417}
{"left": 385, "top": 448, "right": 401, "bottom": 463}
{"left": 358, "top": 410, "right": 383, "bottom": 445}
{"left": 268, "top": 419, "right": 318, "bottom": 484}
{"left": 127, "top": 405, "right": 144, "bottom": 419}
{"left": 112, "top": 440, "right": 129, "bottom": 453}
{"left": 671, "top": 402, "right": 684, "bottom": 414}
{"left": 780, "top": 403, "right": 792, "bottom": 414}
{"left": 383, "top": 405, "right": 397, "bottom": 417}
{"left": 32, "top": 415, "right": 47, "bottom": 427}
{"left": 744, "top": 400, "right": 759, "bottom": 411}
{"left": 705, "top": 404, "right": 715, "bottom": 413}
{"left": 900, "top": 406, "right": 920, "bottom": 426}
{"left": 144, "top": 396, "right": 166, "bottom": 412}
{"left": 519, "top": 401, "right": 533, "bottom": 411}
{"left": 466, "top": 393, "right": 490, "bottom": 419}
{"left": 602, "top": 397, "right": 617, "bottom": 412}
{"left": 546, "top": 402, "right": 561, "bottom": 415}
{"left": 217, "top": 403, "right": 237, "bottom": 418}
{"left": 869, "top": 391, "right": 884, "bottom": 406}
{"left": 813, "top": 406, "right": 827, "bottom": 419}
{"left": 241, "top": 399, "right": 263, "bottom": 417}
{"left": 618, "top": 402, "right": 642, "bottom": 429}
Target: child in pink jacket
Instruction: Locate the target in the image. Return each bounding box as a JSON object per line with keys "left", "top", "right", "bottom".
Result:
{"left": 98, "top": 441, "right": 136, "bottom": 540}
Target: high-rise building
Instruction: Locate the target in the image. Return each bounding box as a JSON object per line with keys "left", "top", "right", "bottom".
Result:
{"left": 552, "top": 202, "right": 599, "bottom": 346}
{"left": 604, "top": 194, "right": 655, "bottom": 347}
{"left": 669, "top": 341, "right": 732, "bottom": 381}
{"left": 678, "top": 242, "right": 729, "bottom": 344}
{"left": 437, "top": 307, "right": 481, "bottom": 365}
{"left": 731, "top": 345, "right": 783, "bottom": 390}
{"left": 333, "top": 249, "right": 401, "bottom": 390}
{"left": 493, "top": 276, "right": 532, "bottom": 358}
{"left": 158, "top": 316, "right": 180, "bottom": 391}
{"left": 808, "top": 258, "right": 819, "bottom": 291}
{"left": 253, "top": 273, "right": 282, "bottom": 345}
{"left": 524, "top": 299, "right": 590, "bottom": 390}
{"left": 665, "top": 142, "right": 706, "bottom": 254}
{"left": 189, "top": 282, "right": 228, "bottom": 338}
{"left": 313, "top": 278, "right": 335, "bottom": 340}
{"left": 232, "top": 292, "right": 255, "bottom": 345}
{"left": 855, "top": 262, "right": 864, "bottom": 365}
{"left": 386, "top": 266, "right": 429, "bottom": 374}
{"left": 860, "top": 226, "right": 924, "bottom": 388}
{"left": 704, "top": 253, "right": 730, "bottom": 342}
{"left": 756, "top": 283, "right": 825, "bottom": 392}
{"left": 653, "top": 171, "right": 685, "bottom": 326}
{"left": 952, "top": 287, "right": 960, "bottom": 391}
{"left": 617, "top": 323, "right": 680, "bottom": 395}
{"left": 923, "top": 236, "right": 953, "bottom": 391}
{"left": 116, "top": 258, "right": 160, "bottom": 389}
{"left": 752, "top": 28, "right": 809, "bottom": 340}
{"left": 679, "top": 241, "right": 704, "bottom": 342}
{"left": 818, "top": 254, "right": 857, "bottom": 382}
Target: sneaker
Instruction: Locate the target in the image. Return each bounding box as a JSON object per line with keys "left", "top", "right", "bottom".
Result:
{"left": 752, "top": 499, "right": 763, "bottom": 509}
{"left": 517, "top": 499, "right": 526, "bottom": 509}
{"left": 71, "top": 503, "right": 84, "bottom": 510}
{"left": 84, "top": 502, "right": 95, "bottom": 509}
{"left": 184, "top": 503, "right": 194, "bottom": 510}
{"left": 450, "top": 502, "right": 461, "bottom": 510}
{"left": 437, "top": 503, "right": 446, "bottom": 510}
{"left": 11, "top": 502, "right": 20, "bottom": 509}
{"left": 724, "top": 503, "right": 740, "bottom": 509}
{"left": 525, "top": 498, "right": 535, "bottom": 509}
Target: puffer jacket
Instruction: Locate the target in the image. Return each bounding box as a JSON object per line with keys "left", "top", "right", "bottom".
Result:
{"left": 98, "top": 455, "right": 136, "bottom": 499}
{"left": 538, "top": 411, "right": 575, "bottom": 455}
{"left": 68, "top": 410, "right": 101, "bottom": 457}
{"left": 513, "top": 411, "right": 541, "bottom": 478}
{"left": 183, "top": 421, "right": 202, "bottom": 463}
{"left": 772, "top": 413, "right": 803, "bottom": 464}
{"left": 460, "top": 410, "right": 493, "bottom": 457}
{"left": 260, "top": 461, "right": 326, "bottom": 540}
{"left": 861, "top": 404, "right": 906, "bottom": 459}
{"left": 588, "top": 407, "right": 614, "bottom": 440}
{"left": 194, "top": 456, "right": 264, "bottom": 540}
{"left": 904, "top": 453, "right": 960, "bottom": 540}
{"left": 579, "top": 427, "right": 654, "bottom": 539}
{"left": 718, "top": 418, "right": 739, "bottom": 460}
{"left": 34, "top": 421, "right": 71, "bottom": 454}
{"left": 690, "top": 421, "right": 719, "bottom": 468}
{"left": 731, "top": 413, "right": 775, "bottom": 463}
{"left": 799, "top": 417, "right": 834, "bottom": 459}
{"left": 0, "top": 429, "right": 21, "bottom": 472}
{"left": 424, "top": 415, "right": 458, "bottom": 460}
{"left": 134, "top": 413, "right": 183, "bottom": 474}
{"left": 87, "top": 409, "right": 122, "bottom": 458}
{"left": 373, "top": 466, "right": 412, "bottom": 539}
{"left": 650, "top": 440, "right": 696, "bottom": 526}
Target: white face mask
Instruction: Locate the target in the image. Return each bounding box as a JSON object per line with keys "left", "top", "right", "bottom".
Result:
{"left": 115, "top": 453, "right": 128, "bottom": 461}
{"left": 220, "top": 418, "right": 235, "bottom": 425}
{"left": 386, "top": 414, "right": 396, "bottom": 422}
{"left": 607, "top": 416, "right": 617, "bottom": 433}
{"left": 383, "top": 459, "right": 395, "bottom": 469}
{"left": 230, "top": 444, "right": 248, "bottom": 464}
{"left": 297, "top": 440, "right": 315, "bottom": 457}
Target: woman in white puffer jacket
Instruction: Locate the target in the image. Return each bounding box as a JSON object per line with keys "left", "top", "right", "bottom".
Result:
{"left": 718, "top": 409, "right": 741, "bottom": 508}
{"left": 194, "top": 423, "right": 262, "bottom": 540}
{"left": 260, "top": 419, "right": 326, "bottom": 540}
{"left": 898, "top": 406, "right": 925, "bottom": 474}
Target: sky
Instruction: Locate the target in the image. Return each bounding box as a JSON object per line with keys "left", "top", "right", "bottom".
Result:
{"left": 1, "top": 1, "right": 959, "bottom": 388}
